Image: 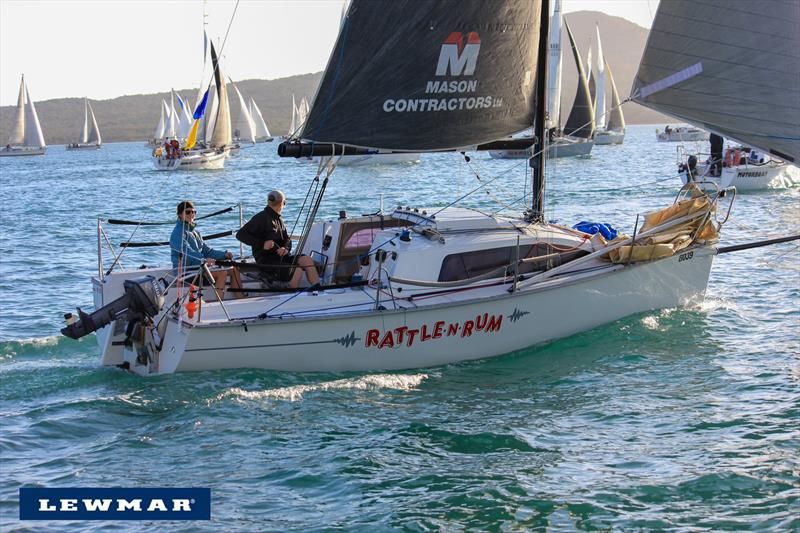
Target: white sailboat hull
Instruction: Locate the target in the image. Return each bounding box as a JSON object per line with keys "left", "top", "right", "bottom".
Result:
{"left": 113, "top": 246, "right": 714, "bottom": 375}
{"left": 152, "top": 150, "right": 226, "bottom": 171}
{"left": 594, "top": 130, "right": 625, "bottom": 145}
{"left": 66, "top": 143, "right": 101, "bottom": 151}
{"left": 681, "top": 162, "right": 797, "bottom": 191}
{"left": 0, "top": 146, "right": 46, "bottom": 157}
{"left": 489, "top": 136, "right": 594, "bottom": 159}
{"left": 656, "top": 128, "right": 709, "bottom": 142}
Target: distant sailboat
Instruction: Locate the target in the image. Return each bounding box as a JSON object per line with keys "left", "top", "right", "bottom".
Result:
{"left": 1, "top": 75, "right": 46, "bottom": 157}
{"left": 231, "top": 82, "right": 256, "bottom": 144}
{"left": 249, "top": 97, "right": 273, "bottom": 142}
{"left": 593, "top": 26, "right": 625, "bottom": 145}
{"left": 67, "top": 98, "right": 102, "bottom": 150}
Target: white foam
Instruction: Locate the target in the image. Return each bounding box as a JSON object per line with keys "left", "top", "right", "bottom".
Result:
{"left": 217, "top": 373, "right": 431, "bottom": 403}
{"left": 641, "top": 316, "right": 660, "bottom": 330}
{"left": 7, "top": 336, "right": 60, "bottom": 347}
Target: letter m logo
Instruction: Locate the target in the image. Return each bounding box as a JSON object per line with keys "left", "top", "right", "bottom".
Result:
{"left": 435, "top": 32, "right": 481, "bottom": 76}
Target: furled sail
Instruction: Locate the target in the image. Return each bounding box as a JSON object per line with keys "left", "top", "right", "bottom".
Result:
{"left": 23, "top": 86, "right": 45, "bottom": 148}
{"left": 605, "top": 61, "right": 625, "bottom": 132}
{"left": 249, "top": 97, "right": 271, "bottom": 139}
{"left": 87, "top": 101, "right": 101, "bottom": 145}
{"left": 562, "top": 19, "right": 595, "bottom": 139}
{"left": 546, "top": 0, "right": 563, "bottom": 130}
{"left": 300, "top": 0, "right": 542, "bottom": 151}
{"left": 79, "top": 98, "right": 89, "bottom": 144}
{"left": 631, "top": 0, "right": 799, "bottom": 162}
{"left": 153, "top": 101, "right": 166, "bottom": 140}
{"left": 8, "top": 76, "right": 26, "bottom": 146}
{"left": 594, "top": 25, "right": 606, "bottom": 130}
{"left": 231, "top": 82, "right": 256, "bottom": 143}
{"left": 209, "top": 42, "right": 232, "bottom": 148}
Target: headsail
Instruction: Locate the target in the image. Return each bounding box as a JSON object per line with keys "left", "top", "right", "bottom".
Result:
{"left": 605, "top": 61, "right": 625, "bottom": 132}
{"left": 631, "top": 0, "right": 799, "bottom": 162}
{"left": 546, "top": 0, "right": 563, "bottom": 130}
{"left": 23, "top": 85, "right": 45, "bottom": 148}
{"left": 300, "top": 0, "right": 542, "bottom": 151}
{"left": 231, "top": 82, "right": 256, "bottom": 143}
{"left": 165, "top": 92, "right": 177, "bottom": 139}
{"left": 87, "top": 101, "right": 101, "bottom": 145}
{"left": 153, "top": 101, "right": 166, "bottom": 140}
{"left": 562, "top": 19, "right": 595, "bottom": 139}
{"left": 79, "top": 98, "right": 89, "bottom": 144}
{"left": 249, "top": 97, "right": 271, "bottom": 139}
{"left": 209, "top": 42, "right": 232, "bottom": 148}
{"left": 288, "top": 94, "right": 297, "bottom": 136}
{"left": 8, "top": 76, "right": 26, "bottom": 146}
{"left": 594, "top": 25, "right": 606, "bottom": 130}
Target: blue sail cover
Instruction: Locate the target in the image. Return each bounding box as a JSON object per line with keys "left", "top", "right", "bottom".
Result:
{"left": 301, "top": 0, "right": 543, "bottom": 151}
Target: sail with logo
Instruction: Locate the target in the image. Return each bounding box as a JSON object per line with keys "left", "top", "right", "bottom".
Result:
{"left": 296, "top": 0, "right": 539, "bottom": 152}
{"left": 631, "top": 0, "right": 799, "bottom": 163}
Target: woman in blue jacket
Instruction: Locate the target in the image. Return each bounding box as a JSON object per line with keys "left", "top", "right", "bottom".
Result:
{"left": 170, "top": 201, "right": 242, "bottom": 298}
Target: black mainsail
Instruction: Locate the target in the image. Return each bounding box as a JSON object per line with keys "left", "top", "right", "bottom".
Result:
{"left": 297, "top": 0, "right": 542, "bottom": 152}
{"left": 631, "top": 0, "right": 799, "bottom": 163}
{"left": 562, "top": 19, "right": 595, "bottom": 139}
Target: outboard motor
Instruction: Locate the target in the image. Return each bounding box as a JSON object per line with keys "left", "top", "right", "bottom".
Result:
{"left": 61, "top": 276, "right": 165, "bottom": 340}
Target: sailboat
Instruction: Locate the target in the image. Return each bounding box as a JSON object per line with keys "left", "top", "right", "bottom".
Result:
{"left": 489, "top": 2, "right": 594, "bottom": 159}
{"left": 591, "top": 26, "right": 624, "bottom": 146}
{"left": 152, "top": 42, "right": 230, "bottom": 171}
{"left": 63, "top": 0, "right": 752, "bottom": 376}
{"left": 1, "top": 75, "right": 46, "bottom": 157}
{"left": 67, "top": 98, "right": 102, "bottom": 150}
{"left": 232, "top": 82, "right": 256, "bottom": 144}
{"left": 249, "top": 97, "right": 273, "bottom": 143}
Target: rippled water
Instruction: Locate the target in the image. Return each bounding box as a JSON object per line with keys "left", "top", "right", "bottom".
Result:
{"left": 1, "top": 126, "right": 798, "bottom": 530}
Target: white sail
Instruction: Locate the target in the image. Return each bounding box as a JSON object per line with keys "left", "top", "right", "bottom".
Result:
{"left": 204, "top": 88, "right": 218, "bottom": 143}
{"left": 176, "top": 94, "right": 193, "bottom": 139}
{"left": 546, "top": 0, "right": 563, "bottom": 129}
{"left": 231, "top": 83, "right": 256, "bottom": 143}
{"left": 23, "top": 86, "right": 45, "bottom": 148}
{"left": 8, "top": 76, "right": 26, "bottom": 146}
{"left": 153, "top": 101, "right": 166, "bottom": 140}
{"left": 164, "top": 92, "right": 177, "bottom": 139}
{"left": 605, "top": 61, "right": 625, "bottom": 132}
{"left": 249, "top": 97, "right": 271, "bottom": 139}
{"left": 87, "top": 101, "right": 101, "bottom": 145}
{"left": 79, "top": 98, "right": 89, "bottom": 144}
{"left": 594, "top": 25, "right": 606, "bottom": 130}
{"left": 288, "top": 94, "right": 297, "bottom": 136}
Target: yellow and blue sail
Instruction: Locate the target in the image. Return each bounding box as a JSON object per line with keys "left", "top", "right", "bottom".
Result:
{"left": 184, "top": 89, "right": 210, "bottom": 150}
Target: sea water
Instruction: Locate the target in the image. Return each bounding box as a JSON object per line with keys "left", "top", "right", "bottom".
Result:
{"left": 1, "top": 125, "right": 798, "bottom": 530}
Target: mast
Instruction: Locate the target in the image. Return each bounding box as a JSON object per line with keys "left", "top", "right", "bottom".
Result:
{"left": 530, "top": 0, "right": 550, "bottom": 222}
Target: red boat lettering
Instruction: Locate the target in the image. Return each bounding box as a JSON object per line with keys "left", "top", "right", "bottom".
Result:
{"left": 365, "top": 314, "right": 504, "bottom": 349}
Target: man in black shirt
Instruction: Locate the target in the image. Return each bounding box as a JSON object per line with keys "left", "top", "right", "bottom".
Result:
{"left": 236, "top": 190, "right": 320, "bottom": 288}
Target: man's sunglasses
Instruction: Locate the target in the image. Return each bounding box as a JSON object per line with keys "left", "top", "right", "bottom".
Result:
{"left": 184, "top": 209, "right": 196, "bottom": 214}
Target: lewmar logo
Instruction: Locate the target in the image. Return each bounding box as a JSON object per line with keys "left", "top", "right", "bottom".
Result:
{"left": 19, "top": 488, "right": 211, "bottom": 521}
{"left": 435, "top": 31, "right": 481, "bottom": 76}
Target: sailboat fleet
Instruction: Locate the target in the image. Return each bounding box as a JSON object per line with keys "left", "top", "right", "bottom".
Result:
{"left": 1, "top": 75, "right": 46, "bottom": 157}
{"left": 55, "top": 0, "right": 800, "bottom": 377}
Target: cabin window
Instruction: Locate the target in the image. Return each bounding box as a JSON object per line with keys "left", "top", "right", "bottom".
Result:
{"left": 344, "top": 228, "right": 381, "bottom": 250}
{"left": 438, "top": 243, "right": 588, "bottom": 282}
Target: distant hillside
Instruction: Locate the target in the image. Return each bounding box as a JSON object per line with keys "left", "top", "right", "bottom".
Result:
{"left": 0, "top": 11, "right": 667, "bottom": 145}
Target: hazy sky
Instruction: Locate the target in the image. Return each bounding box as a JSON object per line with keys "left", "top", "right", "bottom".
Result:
{"left": 0, "top": 0, "right": 660, "bottom": 106}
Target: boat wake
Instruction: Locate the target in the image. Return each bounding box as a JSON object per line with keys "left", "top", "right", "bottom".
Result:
{"left": 215, "top": 372, "right": 432, "bottom": 403}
